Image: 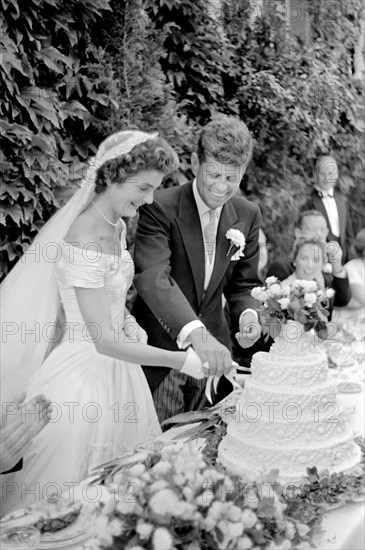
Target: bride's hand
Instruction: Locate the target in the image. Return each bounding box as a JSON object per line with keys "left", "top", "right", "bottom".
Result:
{"left": 180, "top": 348, "right": 207, "bottom": 379}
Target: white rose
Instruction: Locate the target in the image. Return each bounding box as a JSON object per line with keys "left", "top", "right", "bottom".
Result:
{"left": 129, "top": 463, "right": 146, "bottom": 476}
{"left": 172, "top": 474, "right": 186, "bottom": 486}
{"left": 241, "top": 509, "right": 258, "bottom": 528}
{"left": 301, "top": 280, "right": 317, "bottom": 292}
{"left": 296, "top": 522, "right": 311, "bottom": 536}
{"left": 207, "top": 500, "right": 226, "bottom": 521}
{"left": 149, "top": 489, "right": 180, "bottom": 516}
{"left": 278, "top": 297, "right": 290, "bottom": 310}
{"left": 108, "top": 518, "right": 124, "bottom": 537}
{"left": 265, "top": 276, "right": 279, "bottom": 286}
{"left": 102, "top": 496, "right": 117, "bottom": 515}
{"left": 238, "top": 535, "right": 252, "bottom": 549}
{"left": 227, "top": 505, "right": 242, "bottom": 522}
{"left": 152, "top": 461, "right": 171, "bottom": 475}
{"left": 152, "top": 527, "right": 173, "bottom": 550}
{"left": 136, "top": 522, "right": 153, "bottom": 539}
{"left": 116, "top": 500, "right": 138, "bottom": 515}
{"left": 326, "top": 288, "right": 335, "bottom": 298}
{"left": 304, "top": 292, "right": 317, "bottom": 307}
{"left": 285, "top": 521, "right": 295, "bottom": 540}
{"left": 268, "top": 283, "right": 282, "bottom": 297}
{"left": 195, "top": 491, "right": 214, "bottom": 508}
{"left": 228, "top": 520, "right": 244, "bottom": 538}
{"left": 173, "top": 501, "right": 196, "bottom": 520}
{"left": 203, "top": 515, "right": 216, "bottom": 531}
{"left": 203, "top": 468, "right": 224, "bottom": 482}
{"left": 149, "top": 480, "right": 169, "bottom": 493}
{"left": 95, "top": 516, "right": 113, "bottom": 546}
{"left": 251, "top": 287, "right": 264, "bottom": 300}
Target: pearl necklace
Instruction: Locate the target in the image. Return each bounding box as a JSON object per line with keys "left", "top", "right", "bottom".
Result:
{"left": 92, "top": 201, "right": 121, "bottom": 228}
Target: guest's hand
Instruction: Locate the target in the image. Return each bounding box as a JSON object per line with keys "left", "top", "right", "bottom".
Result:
{"left": 325, "top": 241, "right": 343, "bottom": 273}
{"left": 1, "top": 394, "right": 52, "bottom": 473}
{"left": 236, "top": 310, "right": 262, "bottom": 348}
{"left": 189, "top": 327, "right": 232, "bottom": 377}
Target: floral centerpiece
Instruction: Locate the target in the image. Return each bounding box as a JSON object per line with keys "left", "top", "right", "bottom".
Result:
{"left": 251, "top": 277, "right": 334, "bottom": 340}
{"left": 94, "top": 442, "right": 313, "bottom": 550}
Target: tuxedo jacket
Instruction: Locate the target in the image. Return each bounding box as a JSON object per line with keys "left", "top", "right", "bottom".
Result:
{"left": 305, "top": 190, "right": 354, "bottom": 263}
{"left": 132, "top": 182, "right": 262, "bottom": 390}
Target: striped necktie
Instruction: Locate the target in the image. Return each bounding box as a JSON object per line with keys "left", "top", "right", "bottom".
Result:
{"left": 203, "top": 209, "right": 217, "bottom": 264}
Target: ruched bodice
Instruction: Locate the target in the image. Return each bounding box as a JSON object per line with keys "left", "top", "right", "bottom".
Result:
{"left": 55, "top": 227, "right": 134, "bottom": 340}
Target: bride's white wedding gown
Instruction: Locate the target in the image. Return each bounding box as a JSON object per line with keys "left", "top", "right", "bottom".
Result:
{"left": 5, "top": 227, "right": 161, "bottom": 512}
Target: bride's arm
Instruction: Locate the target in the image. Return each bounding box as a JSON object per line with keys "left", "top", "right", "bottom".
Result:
{"left": 74, "top": 286, "right": 186, "bottom": 369}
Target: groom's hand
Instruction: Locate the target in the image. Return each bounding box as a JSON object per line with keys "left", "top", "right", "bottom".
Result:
{"left": 189, "top": 327, "right": 232, "bottom": 377}
{"left": 236, "top": 310, "right": 262, "bottom": 348}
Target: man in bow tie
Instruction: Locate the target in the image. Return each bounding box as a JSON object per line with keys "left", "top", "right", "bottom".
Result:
{"left": 305, "top": 155, "right": 354, "bottom": 263}
{"left": 132, "top": 115, "right": 262, "bottom": 422}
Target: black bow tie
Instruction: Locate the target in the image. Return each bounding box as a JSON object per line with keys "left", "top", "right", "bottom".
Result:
{"left": 317, "top": 190, "right": 334, "bottom": 199}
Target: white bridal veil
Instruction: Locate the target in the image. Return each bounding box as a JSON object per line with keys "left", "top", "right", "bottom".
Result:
{"left": 0, "top": 130, "right": 158, "bottom": 402}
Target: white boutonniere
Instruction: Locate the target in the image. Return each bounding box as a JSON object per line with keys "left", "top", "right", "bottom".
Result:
{"left": 226, "top": 228, "right": 246, "bottom": 260}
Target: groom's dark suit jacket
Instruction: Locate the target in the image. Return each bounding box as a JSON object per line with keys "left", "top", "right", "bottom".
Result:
{"left": 132, "top": 181, "right": 262, "bottom": 391}
{"left": 305, "top": 189, "right": 354, "bottom": 263}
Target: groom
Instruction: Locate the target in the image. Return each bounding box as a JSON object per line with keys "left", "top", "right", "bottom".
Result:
{"left": 132, "top": 115, "right": 262, "bottom": 422}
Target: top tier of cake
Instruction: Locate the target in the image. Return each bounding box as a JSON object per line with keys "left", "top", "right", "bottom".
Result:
{"left": 250, "top": 342, "right": 328, "bottom": 389}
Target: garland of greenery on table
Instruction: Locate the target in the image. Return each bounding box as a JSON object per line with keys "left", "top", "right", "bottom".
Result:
{"left": 203, "top": 425, "right": 365, "bottom": 522}
{"left": 91, "top": 419, "right": 365, "bottom": 550}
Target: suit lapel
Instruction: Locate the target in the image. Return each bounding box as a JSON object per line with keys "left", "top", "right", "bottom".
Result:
{"left": 175, "top": 183, "right": 205, "bottom": 304}
{"left": 201, "top": 200, "right": 239, "bottom": 309}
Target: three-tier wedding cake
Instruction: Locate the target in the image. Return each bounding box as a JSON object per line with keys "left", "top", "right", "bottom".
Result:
{"left": 218, "top": 321, "right": 361, "bottom": 481}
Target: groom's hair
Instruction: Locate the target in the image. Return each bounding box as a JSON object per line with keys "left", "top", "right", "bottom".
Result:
{"left": 197, "top": 115, "right": 253, "bottom": 166}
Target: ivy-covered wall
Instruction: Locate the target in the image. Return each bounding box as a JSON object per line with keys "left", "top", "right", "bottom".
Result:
{"left": 1, "top": 0, "right": 364, "bottom": 278}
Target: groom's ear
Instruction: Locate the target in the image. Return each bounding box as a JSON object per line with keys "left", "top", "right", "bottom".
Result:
{"left": 191, "top": 152, "right": 200, "bottom": 176}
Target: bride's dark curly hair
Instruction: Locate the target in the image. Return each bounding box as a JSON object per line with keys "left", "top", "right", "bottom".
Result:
{"left": 95, "top": 138, "right": 179, "bottom": 193}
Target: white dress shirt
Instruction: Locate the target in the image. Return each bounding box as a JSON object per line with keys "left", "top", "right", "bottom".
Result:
{"left": 176, "top": 180, "right": 257, "bottom": 349}
{"left": 316, "top": 186, "right": 340, "bottom": 237}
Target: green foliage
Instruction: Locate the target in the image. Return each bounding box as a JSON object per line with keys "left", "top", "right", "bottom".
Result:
{"left": 0, "top": 0, "right": 115, "bottom": 276}
{"left": 144, "top": 0, "right": 238, "bottom": 125}
{"left": 221, "top": 0, "right": 365, "bottom": 257}
{"left": 2, "top": 0, "right": 364, "bottom": 275}
{"left": 89, "top": 0, "right": 197, "bottom": 188}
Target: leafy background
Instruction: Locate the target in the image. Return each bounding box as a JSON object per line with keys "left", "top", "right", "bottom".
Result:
{"left": 1, "top": 0, "right": 364, "bottom": 277}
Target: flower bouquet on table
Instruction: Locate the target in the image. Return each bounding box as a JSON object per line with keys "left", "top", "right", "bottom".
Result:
{"left": 94, "top": 442, "right": 313, "bottom": 550}
{"left": 251, "top": 276, "right": 334, "bottom": 341}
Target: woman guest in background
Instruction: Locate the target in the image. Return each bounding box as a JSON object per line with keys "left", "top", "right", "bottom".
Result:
{"left": 282, "top": 238, "right": 335, "bottom": 315}
{"left": 333, "top": 228, "right": 365, "bottom": 325}
{"left": 1, "top": 130, "right": 206, "bottom": 513}
{"left": 283, "top": 238, "right": 326, "bottom": 287}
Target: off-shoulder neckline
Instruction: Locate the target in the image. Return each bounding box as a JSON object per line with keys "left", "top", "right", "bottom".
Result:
{"left": 60, "top": 238, "right": 126, "bottom": 260}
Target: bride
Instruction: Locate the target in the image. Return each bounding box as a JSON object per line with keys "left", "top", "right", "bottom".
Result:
{"left": 0, "top": 130, "right": 207, "bottom": 512}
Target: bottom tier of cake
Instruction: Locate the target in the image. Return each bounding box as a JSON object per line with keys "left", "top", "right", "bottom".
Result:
{"left": 218, "top": 421, "right": 361, "bottom": 482}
